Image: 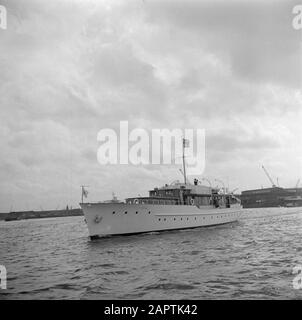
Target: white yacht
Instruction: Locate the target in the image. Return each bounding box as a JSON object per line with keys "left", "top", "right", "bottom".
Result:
{"left": 81, "top": 179, "right": 242, "bottom": 239}
{"left": 81, "top": 139, "right": 242, "bottom": 239}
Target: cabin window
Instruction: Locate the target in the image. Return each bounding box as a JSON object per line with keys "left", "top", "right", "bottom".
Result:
{"left": 125, "top": 211, "right": 127, "bottom": 214}
{"left": 136, "top": 211, "right": 138, "bottom": 214}
{"left": 148, "top": 211, "right": 151, "bottom": 214}
{"left": 158, "top": 218, "right": 161, "bottom": 221}
{"left": 164, "top": 218, "right": 166, "bottom": 221}
{"left": 112, "top": 211, "right": 115, "bottom": 214}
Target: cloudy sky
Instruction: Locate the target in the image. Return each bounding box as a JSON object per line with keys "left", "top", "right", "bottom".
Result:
{"left": 0, "top": 0, "right": 301, "bottom": 211}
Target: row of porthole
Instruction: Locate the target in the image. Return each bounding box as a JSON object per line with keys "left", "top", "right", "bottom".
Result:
{"left": 112, "top": 211, "right": 151, "bottom": 215}
{"left": 159, "top": 217, "right": 197, "bottom": 222}
{"left": 112, "top": 212, "right": 236, "bottom": 218}
{"left": 158, "top": 214, "right": 235, "bottom": 222}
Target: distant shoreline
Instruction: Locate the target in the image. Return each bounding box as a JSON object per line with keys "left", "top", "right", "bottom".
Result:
{"left": 0, "top": 208, "right": 83, "bottom": 221}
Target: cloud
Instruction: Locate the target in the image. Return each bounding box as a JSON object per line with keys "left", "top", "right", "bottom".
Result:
{"left": 144, "top": 0, "right": 301, "bottom": 87}
{"left": 0, "top": 0, "right": 301, "bottom": 210}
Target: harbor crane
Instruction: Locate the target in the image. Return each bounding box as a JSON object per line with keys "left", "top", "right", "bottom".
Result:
{"left": 262, "top": 165, "right": 277, "bottom": 188}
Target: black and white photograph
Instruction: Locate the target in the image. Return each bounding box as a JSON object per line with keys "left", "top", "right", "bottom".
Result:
{"left": 0, "top": 0, "right": 302, "bottom": 304}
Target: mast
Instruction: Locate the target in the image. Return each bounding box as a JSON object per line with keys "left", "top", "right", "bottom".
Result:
{"left": 182, "top": 138, "right": 187, "bottom": 185}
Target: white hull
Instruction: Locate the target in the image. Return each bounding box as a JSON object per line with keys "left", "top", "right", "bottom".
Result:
{"left": 81, "top": 203, "right": 242, "bottom": 239}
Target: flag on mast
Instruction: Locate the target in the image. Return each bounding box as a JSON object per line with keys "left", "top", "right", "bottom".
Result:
{"left": 82, "top": 187, "right": 88, "bottom": 198}
{"left": 183, "top": 138, "right": 190, "bottom": 148}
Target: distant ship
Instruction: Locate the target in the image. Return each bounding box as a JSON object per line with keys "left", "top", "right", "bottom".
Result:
{"left": 81, "top": 139, "right": 242, "bottom": 239}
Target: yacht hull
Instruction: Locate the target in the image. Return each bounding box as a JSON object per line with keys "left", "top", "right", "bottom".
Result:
{"left": 81, "top": 203, "right": 242, "bottom": 239}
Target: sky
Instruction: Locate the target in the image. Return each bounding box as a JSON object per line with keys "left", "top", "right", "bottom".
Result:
{"left": 0, "top": 0, "right": 301, "bottom": 211}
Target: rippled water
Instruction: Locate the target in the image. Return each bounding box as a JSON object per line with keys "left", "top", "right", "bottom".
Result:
{"left": 0, "top": 207, "right": 302, "bottom": 300}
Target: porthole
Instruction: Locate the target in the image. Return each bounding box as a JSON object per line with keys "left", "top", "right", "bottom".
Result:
{"left": 112, "top": 211, "right": 115, "bottom": 214}
{"left": 136, "top": 211, "right": 138, "bottom": 214}
{"left": 159, "top": 218, "right": 161, "bottom": 221}
{"left": 181, "top": 217, "right": 183, "bottom": 221}
{"left": 187, "top": 217, "right": 189, "bottom": 221}
{"left": 174, "top": 218, "right": 176, "bottom": 221}
{"left": 125, "top": 211, "right": 127, "bottom": 214}
{"left": 148, "top": 211, "right": 151, "bottom": 214}
{"left": 164, "top": 218, "right": 166, "bottom": 221}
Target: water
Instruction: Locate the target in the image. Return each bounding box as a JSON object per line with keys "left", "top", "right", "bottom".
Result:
{"left": 0, "top": 207, "right": 301, "bottom": 300}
